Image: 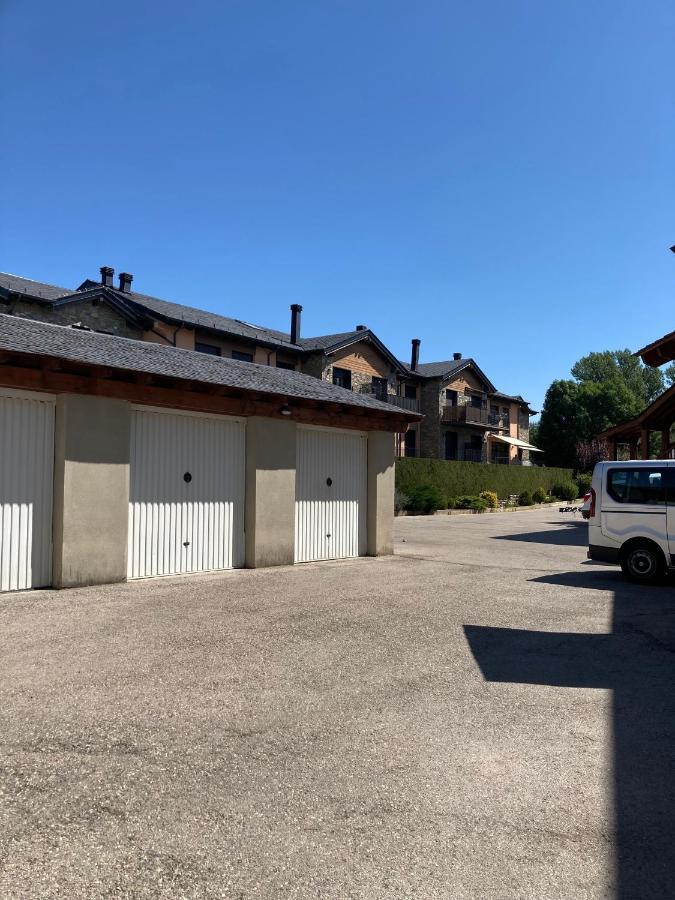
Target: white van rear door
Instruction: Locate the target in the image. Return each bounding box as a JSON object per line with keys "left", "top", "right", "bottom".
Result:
{"left": 601, "top": 466, "right": 669, "bottom": 552}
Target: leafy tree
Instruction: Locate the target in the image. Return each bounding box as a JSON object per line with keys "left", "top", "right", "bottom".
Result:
{"left": 538, "top": 349, "right": 664, "bottom": 469}
{"left": 665, "top": 363, "right": 675, "bottom": 388}
{"left": 571, "top": 349, "right": 665, "bottom": 405}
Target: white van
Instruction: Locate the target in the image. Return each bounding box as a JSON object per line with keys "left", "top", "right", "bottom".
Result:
{"left": 587, "top": 460, "right": 675, "bottom": 584}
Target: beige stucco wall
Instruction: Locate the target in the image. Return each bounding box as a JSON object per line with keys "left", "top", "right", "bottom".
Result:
{"left": 245, "top": 417, "right": 297, "bottom": 568}
{"left": 52, "top": 394, "right": 130, "bottom": 588}
{"left": 367, "top": 431, "right": 395, "bottom": 556}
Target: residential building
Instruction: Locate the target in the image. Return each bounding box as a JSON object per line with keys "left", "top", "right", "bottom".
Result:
{"left": 399, "top": 340, "right": 538, "bottom": 464}
{"left": 0, "top": 266, "right": 537, "bottom": 463}
{"left": 0, "top": 266, "right": 411, "bottom": 402}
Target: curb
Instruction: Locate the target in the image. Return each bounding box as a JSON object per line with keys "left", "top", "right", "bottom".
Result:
{"left": 397, "top": 501, "right": 583, "bottom": 518}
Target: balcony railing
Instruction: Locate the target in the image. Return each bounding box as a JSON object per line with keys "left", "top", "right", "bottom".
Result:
{"left": 360, "top": 384, "right": 420, "bottom": 412}
{"left": 389, "top": 394, "right": 420, "bottom": 412}
{"left": 442, "top": 404, "right": 509, "bottom": 429}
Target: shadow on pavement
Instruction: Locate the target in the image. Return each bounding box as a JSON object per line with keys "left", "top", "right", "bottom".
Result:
{"left": 492, "top": 520, "right": 588, "bottom": 547}
{"left": 465, "top": 568, "right": 675, "bottom": 900}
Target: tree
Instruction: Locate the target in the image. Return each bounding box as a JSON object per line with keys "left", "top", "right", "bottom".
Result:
{"left": 571, "top": 349, "right": 665, "bottom": 405}
{"left": 537, "top": 349, "right": 663, "bottom": 469}
{"left": 665, "top": 363, "right": 675, "bottom": 388}
{"left": 576, "top": 439, "right": 610, "bottom": 471}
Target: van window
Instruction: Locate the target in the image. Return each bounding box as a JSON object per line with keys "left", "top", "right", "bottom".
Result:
{"left": 606, "top": 468, "right": 667, "bottom": 505}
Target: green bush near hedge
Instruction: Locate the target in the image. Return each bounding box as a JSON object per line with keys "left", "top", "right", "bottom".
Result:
{"left": 396, "top": 458, "right": 575, "bottom": 502}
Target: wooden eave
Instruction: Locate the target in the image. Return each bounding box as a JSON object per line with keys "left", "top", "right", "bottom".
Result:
{"left": 598, "top": 384, "right": 675, "bottom": 440}
{"left": 636, "top": 330, "right": 675, "bottom": 367}
{"left": 0, "top": 349, "right": 419, "bottom": 433}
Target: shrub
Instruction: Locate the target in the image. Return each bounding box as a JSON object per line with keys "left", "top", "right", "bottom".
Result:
{"left": 454, "top": 495, "right": 476, "bottom": 509}
{"left": 470, "top": 497, "right": 489, "bottom": 512}
{"left": 479, "top": 490, "right": 499, "bottom": 509}
{"left": 406, "top": 484, "right": 445, "bottom": 515}
{"left": 518, "top": 490, "right": 534, "bottom": 506}
{"left": 396, "top": 458, "right": 575, "bottom": 502}
{"left": 394, "top": 489, "right": 410, "bottom": 514}
{"left": 551, "top": 480, "right": 578, "bottom": 502}
{"left": 532, "top": 487, "right": 548, "bottom": 504}
{"left": 576, "top": 472, "right": 592, "bottom": 496}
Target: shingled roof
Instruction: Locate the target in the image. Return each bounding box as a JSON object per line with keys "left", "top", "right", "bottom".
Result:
{"left": 0, "top": 314, "right": 419, "bottom": 419}
{"left": 0, "top": 272, "right": 402, "bottom": 366}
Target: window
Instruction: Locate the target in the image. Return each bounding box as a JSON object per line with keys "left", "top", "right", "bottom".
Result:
{"left": 404, "top": 384, "right": 417, "bottom": 400}
{"left": 606, "top": 468, "right": 668, "bottom": 505}
{"left": 372, "top": 377, "right": 388, "bottom": 401}
{"left": 276, "top": 361, "right": 295, "bottom": 371}
{"left": 332, "top": 367, "right": 352, "bottom": 390}
{"left": 470, "top": 393, "right": 483, "bottom": 409}
{"left": 232, "top": 350, "right": 254, "bottom": 363}
{"left": 404, "top": 429, "right": 417, "bottom": 457}
{"left": 195, "top": 342, "right": 221, "bottom": 356}
{"left": 446, "top": 389, "right": 458, "bottom": 406}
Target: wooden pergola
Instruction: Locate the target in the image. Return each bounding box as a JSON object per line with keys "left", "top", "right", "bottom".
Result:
{"left": 598, "top": 384, "right": 675, "bottom": 460}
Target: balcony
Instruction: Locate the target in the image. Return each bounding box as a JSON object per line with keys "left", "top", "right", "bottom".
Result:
{"left": 442, "top": 404, "right": 509, "bottom": 429}
{"left": 389, "top": 394, "right": 420, "bottom": 412}
{"left": 360, "top": 384, "right": 420, "bottom": 412}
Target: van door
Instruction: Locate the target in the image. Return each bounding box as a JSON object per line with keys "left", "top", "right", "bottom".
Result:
{"left": 667, "top": 465, "right": 675, "bottom": 566}
{"left": 601, "top": 466, "right": 669, "bottom": 560}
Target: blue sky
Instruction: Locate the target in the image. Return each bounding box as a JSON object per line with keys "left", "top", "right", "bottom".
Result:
{"left": 2, "top": 1, "right": 674, "bottom": 412}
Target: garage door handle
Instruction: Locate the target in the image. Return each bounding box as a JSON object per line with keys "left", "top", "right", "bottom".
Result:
{"left": 183, "top": 541, "right": 190, "bottom": 547}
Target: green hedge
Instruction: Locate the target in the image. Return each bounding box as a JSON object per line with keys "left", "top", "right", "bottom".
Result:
{"left": 396, "top": 458, "right": 575, "bottom": 500}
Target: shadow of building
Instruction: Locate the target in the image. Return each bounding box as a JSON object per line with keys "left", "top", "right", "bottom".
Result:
{"left": 465, "top": 569, "right": 675, "bottom": 899}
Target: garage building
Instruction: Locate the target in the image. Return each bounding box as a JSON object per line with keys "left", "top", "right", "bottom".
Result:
{"left": 0, "top": 315, "right": 420, "bottom": 592}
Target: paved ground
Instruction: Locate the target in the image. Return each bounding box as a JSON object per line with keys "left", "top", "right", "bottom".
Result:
{"left": 1, "top": 509, "right": 674, "bottom": 899}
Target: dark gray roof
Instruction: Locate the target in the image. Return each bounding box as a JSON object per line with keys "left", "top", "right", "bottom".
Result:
{"left": 414, "top": 358, "right": 474, "bottom": 379}
{"left": 299, "top": 330, "right": 362, "bottom": 352}
{"left": 0, "top": 272, "right": 303, "bottom": 349}
{"left": 492, "top": 390, "right": 537, "bottom": 414}
{"left": 0, "top": 314, "right": 419, "bottom": 418}
{"left": 0, "top": 272, "right": 73, "bottom": 302}
{"left": 0, "top": 273, "right": 393, "bottom": 361}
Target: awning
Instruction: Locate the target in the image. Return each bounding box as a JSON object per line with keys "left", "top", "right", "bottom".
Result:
{"left": 490, "top": 434, "right": 543, "bottom": 452}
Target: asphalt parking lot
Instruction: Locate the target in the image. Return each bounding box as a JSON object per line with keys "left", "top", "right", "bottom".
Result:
{"left": 1, "top": 508, "right": 674, "bottom": 899}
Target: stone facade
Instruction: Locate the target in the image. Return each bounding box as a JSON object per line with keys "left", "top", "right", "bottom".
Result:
{"left": 6, "top": 298, "right": 143, "bottom": 340}
{"left": 419, "top": 378, "right": 444, "bottom": 458}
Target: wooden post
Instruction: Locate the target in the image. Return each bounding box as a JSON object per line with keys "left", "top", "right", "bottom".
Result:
{"left": 628, "top": 439, "right": 638, "bottom": 460}
{"left": 610, "top": 440, "right": 618, "bottom": 461}
{"left": 660, "top": 429, "right": 669, "bottom": 460}
{"left": 641, "top": 428, "right": 650, "bottom": 460}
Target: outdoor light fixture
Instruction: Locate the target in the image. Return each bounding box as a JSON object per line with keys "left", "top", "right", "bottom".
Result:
{"left": 669, "top": 245, "right": 675, "bottom": 254}
{"left": 280, "top": 404, "right": 292, "bottom": 416}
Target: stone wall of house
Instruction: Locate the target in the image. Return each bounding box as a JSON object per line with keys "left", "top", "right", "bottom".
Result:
{"left": 518, "top": 408, "right": 530, "bottom": 461}
{"left": 419, "top": 379, "right": 443, "bottom": 458}
{"left": 6, "top": 298, "right": 143, "bottom": 340}
{"left": 301, "top": 352, "right": 327, "bottom": 379}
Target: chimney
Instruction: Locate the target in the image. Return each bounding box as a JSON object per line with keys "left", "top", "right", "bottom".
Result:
{"left": 118, "top": 272, "right": 133, "bottom": 293}
{"left": 290, "top": 303, "right": 303, "bottom": 343}
{"left": 356, "top": 324, "right": 367, "bottom": 331}
{"left": 453, "top": 352, "right": 462, "bottom": 360}
{"left": 410, "top": 338, "right": 421, "bottom": 372}
{"left": 100, "top": 266, "right": 114, "bottom": 288}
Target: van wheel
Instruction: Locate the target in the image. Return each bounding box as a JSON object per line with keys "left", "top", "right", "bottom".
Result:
{"left": 620, "top": 541, "right": 665, "bottom": 584}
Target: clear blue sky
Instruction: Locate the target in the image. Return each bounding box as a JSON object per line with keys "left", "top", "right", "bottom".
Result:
{"left": 2, "top": 1, "right": 674, "bottom": 412}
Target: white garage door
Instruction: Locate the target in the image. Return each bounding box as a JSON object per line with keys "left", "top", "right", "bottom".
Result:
{"left": 128, "top": 407, "right": 245, "bottom": 578}
{"left": 0, "top": 389, "right": 54, "bottom": 592}
{"left": 295, "top": 426, "right": 367, "bottom": 563}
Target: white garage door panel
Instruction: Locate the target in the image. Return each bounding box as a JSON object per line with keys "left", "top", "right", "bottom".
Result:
{"left": 0, "top": 390, "right": 54, "bottom": 591}
{"left": 128, "top": 408, "right": 245, "bottom": 578}
{"left": 295, "top": 427, "right": 367, "bottom": 562}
